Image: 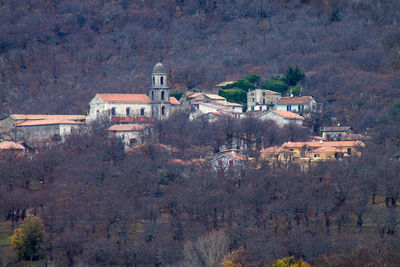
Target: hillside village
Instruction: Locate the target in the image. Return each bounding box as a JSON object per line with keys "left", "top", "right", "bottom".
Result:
{"left": 0, "top": 63, "right": 367, "bottom": 174}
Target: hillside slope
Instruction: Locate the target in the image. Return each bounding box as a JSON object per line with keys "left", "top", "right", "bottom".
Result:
{"left": 0, "top": 0, "right": 399, "bottom": 130}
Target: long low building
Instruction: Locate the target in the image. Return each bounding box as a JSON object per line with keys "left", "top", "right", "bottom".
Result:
{"left": 16, "top": 119, "right": 85, "bottom": 142}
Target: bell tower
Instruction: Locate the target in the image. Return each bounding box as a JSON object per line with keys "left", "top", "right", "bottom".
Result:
{"left": 149, "top": 62, "right": 171, "bottom": 120}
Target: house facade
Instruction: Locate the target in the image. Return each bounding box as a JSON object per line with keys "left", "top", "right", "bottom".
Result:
{"left": 210, "top": 151, "right": 246, "bottom": 177}
{"left": 258, "top": 110, "right": 304, "bottom": 127}
{"left": 247, "top": 89, "right": 281, "bottom": 111}
{"left": 107, "top": 123, "right": 153, "bottom": 146}
{"left": 320, "top": 126, "right": 352, "bottom": 141}
{"left": 275, "top": 96, "right": 321, "bottom": 115}
{"left": 16, "top": 119, "right": 85, "bottom": 142}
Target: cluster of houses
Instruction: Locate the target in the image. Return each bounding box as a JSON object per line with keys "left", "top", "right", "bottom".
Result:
{"left": 0, "top": 63, "right": 368, "bottom": 174}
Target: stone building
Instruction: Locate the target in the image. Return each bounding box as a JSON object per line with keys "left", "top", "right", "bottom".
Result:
{"left": 247, "top": 89, "right": 281, "bottom": 111}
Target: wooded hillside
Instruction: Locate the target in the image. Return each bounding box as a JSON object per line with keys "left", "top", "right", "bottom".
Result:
{"left": 0, "top": 0, "right": 399, "bottom": 130}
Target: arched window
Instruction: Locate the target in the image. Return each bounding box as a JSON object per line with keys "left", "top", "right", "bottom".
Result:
{"left": 161, "top": 91, "right": 164, "bottom": 100}
{"left": 152, "top": 77, "right": 155, "bottom": 86}
{"left": 151, "top": 91, "right": 154, "bottom": 100}
{"left": 162, "top": 106, "right": 165, "bottom": 115}
{"left": 160, "top": 76, "right": 164, "bottom": 85}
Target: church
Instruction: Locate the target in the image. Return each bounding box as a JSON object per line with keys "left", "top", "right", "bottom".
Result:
{"left": 87, "top": 62, "right": 180, "bottom": 122}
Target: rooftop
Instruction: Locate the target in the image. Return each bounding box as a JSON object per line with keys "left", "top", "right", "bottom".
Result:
{"left": 170, "top": 97, "right": 181, "bottom": 105}
{"left": 282, "top": 140, "right": 364, "bottom": 148}
{"left": 204, "top": 94, "right": 226, "bottom": 100}
{"left": 10, "top": 114, "right": 86, "bottom": 121}
{"left": 277, "top": 96, "right": 314, "bottom": 105}
{"left": 97, "top": 94, "right": 151, "bottom": 103}
{"left": 152, "top": 62, "right": 167, "bottom": 74}
{"left": 0, "top": 141, "right": 25, "bottom": 150}
{"left": 263, "top": 110, "right": 305, "bottom": 120}
{"left": 17, "top": 119, "right": 85, "bottom": 127}
{"left": 107, "top": 124, "right": 152, "bottom": 132}
{"left": 215, "top": 100, "right": 243, "bottom": 107}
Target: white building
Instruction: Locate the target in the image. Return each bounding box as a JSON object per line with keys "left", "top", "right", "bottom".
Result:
{"left": 107, "top": 124, "right": 153, "bottom": 146}
{"left": 210, "top": 151, "right": 247, "bottom": 177}
{"left": 16, "top": 119, "right": 85, "bottom": 142}
{"left": 258, "top": 110, "right": 304, "bottom": 127}
{"left": 247, "top": 89, "right": 281, "bottom": 111}
{"left": 275, "top": 96, "right": 321, "bottom": 115}
{"left": 88, "top": 63, "right": 175, "bottom": 122}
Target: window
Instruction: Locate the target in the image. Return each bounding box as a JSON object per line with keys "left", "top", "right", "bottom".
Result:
{"left": 229, "top": 160, "right": 234, "bottom": 167}
{"left": 252, "top": 98, "right": 255, "bottom": 102}
{"left": 162, "top": 106, "right": 165, "bottom": 115}
{"left": 263, "top": 98, "right": 265, "bottom": 104}
{"left": 111, "top": 107, "right": 116, "bottom": 116}
{"left": 130, "top": 138, "right": 137, "bottom": 146}
{"left": 126, "top": 107, "right": 130, "bottom": 116}
{"left": 151, "top": 91, "right": 154, "bottom": 100}
{"left": 314, "top": 154, "right": 320, "bottom": 158}
{"left": 338, "top": 134, "right": 342, "bottom": 140}
{"left": 140, "top": 108, "right": 145, "bottom": 116}
{"left": 347, "top": 148, "right": 352, "bottom": 155}
{"left": 263, "top": 92, "right": 266, "bottom": 96}
{"left": 160, "top": 76, "right": 164, "bottom": 85}
{"left": 152, "top": 77, "right": 155, "bottom": 86}
{"left": 161, "top": 91, "right": 164, "bottom": 100}
{"left": 218, "top": 160, "right": 222, "bottom": 166}
{"left": 287, "top": 105, "right": 291, "bottom": 111}
{"left": 251, "top": 106, "right": 254, "bottom": 111}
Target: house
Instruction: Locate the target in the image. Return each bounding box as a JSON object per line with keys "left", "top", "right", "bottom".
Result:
{"left": 210, "top": 151, "right": 247, "bottom": 177}
{"left": 275, "top": 96, "right": 321, "bottom": 115}
{"left": 0, "top": 141, "right": 25, "bottom": 159}
{"left": 320, "top": 126, "right": 352, "bottom": 141}
{"left": 0, "top": 114, "right": 85, "bottom": 139}
{"left": 260, "top": 146, "right": 292, "bottom": 166}
{"left": 107, "top": 123, "right": 153, "bottom": 146}
{"left": 281, "top": 140, "right": 365, "bottom": 160}
{"left": 88, "top": 62, "right": 174, "bottom": 122}
{"left": 16, "top": 119, "right": 85, "bottom": 142}
{"left": 170, "top": 96, "right": 182, "bottom": 113}
{"left": 192, "top": 103, "right": 243, "bottom": 120}
{"left": 247, "top": 89, "right": 281, "bottom": 111}
{"left": 258, "top": 110, "right": 304, "bottom": 127}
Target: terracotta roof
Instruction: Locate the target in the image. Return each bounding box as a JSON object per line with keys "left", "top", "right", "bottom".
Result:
{"left": 186, "top": 92, "right": 203, "bottom": 98}
{"left": 269, "top": 110, "right": 304, "bottom": 120}
{"left": 0, "top": 141, "right": 25, "bottom": 150}
{"left": 111, "top": 116, "right": 154, "bottom": 123}
{"left": 260, "top": 146, "right": 288, "bottom": 153}
{"left": 17, "top": 119, "right": 85, "bottom": 127}
{"left": 204, "top": 94, "right": 226, "bottom": 100}
{"left": 277, "top": 96, "right": 313, "bottom": 105}
{"left": 200, "top": 103, "right": 242, "bottom": 114}
{"left": 215, "top": 100, "right": 243, "bottom": 107}
{"left": 168, "top": 158, "right": 205, "bottom": 166}
{"left": 97, "top": 94, "right": 151, "bottom": 103}
{"left": 309, "top": 136, "right": 327, "bottom": 141}
{"left": 170, "top": 97, "right": 181, "bottom": 105}
{"left": 107, "top": 124, "right": 152, "bottom": 132}
{"left": 10, "top": 114, "right": 85, "bottom": 121}
{"left": 282, "top": 141, "right": 364, "bottom": 148}
{"left": 321, "top": 126, "right": 351, "bottom": 132}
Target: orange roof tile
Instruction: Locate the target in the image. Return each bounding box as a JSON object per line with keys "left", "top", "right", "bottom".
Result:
{"left": 260, "top": 146, "right": 288, "bottom": 153}
{"left": 11, "top": 114, "right": 85, "bottom": 121}
{"left": 282, "top": 141, "right": 364, "bottom": 148}
{"left": 0, "top": 141, "right": 25, "bottom": 150}
{"left": 107, "top": 124, "right": 152, "bottom": 132}
{"left": 215, "top": 100, "right": 243, "bottom": 107}
{"left": 97, "top": 94, "right": 151, "bottom": 103}
{"left": 277, "top": 96, "right": 313, "bottom": 105}
{"left": 170, "top": 97, "right": 181, "bottom": 105}
{"left": 17, "top": 119, "right": 85, "bottom": 127}
{"left": 270, "top": 110, "right": 304, "bottom": 119}
{"left": 204, "top": 94, "right": 226, "bottom": 100}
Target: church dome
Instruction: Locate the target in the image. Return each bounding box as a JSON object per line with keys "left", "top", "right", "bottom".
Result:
{"left": 152, "top": 62, "right": 167, "bottom": 74}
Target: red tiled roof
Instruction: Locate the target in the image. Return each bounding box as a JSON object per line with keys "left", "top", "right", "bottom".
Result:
{"left": 11, "top": 114, "right": 85, "bottom": 121}
{"left": 270, "top": 110, "right": 304, "bottom": 119}
{"left": 111, "top": 116, "right": 154, "bottom": 123}
{"left": 204, "top": 94, "right": 226, "bottom": 100}
{"left": 260, "top": 146, "right": 288, "bottom": 153}
{"left": 97, "top": 94, "right": 151, "bottom": 103}
{"left": 17, "top": 119, "right": 85, "bottom": 127}
{"left": 282, "top": 141, "right": 364, "bottom": 148}
{"left": 215, "top": 100, "right": 243, "bottom": 107}
{"left": 170, "top": 97, "right": 181, "bottom": 105}
{"left": 107, "top": 124, "right": 152, "bottom": 132}
{"left": 0, "top": 141, "right": 25, "bottom": 150}
{"left": 277, "top": 96, "right": 313, "bottom": 105}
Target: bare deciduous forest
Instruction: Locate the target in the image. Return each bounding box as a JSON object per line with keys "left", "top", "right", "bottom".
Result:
{"left": 1, "top": 0, "right": 400, "bottom": 266}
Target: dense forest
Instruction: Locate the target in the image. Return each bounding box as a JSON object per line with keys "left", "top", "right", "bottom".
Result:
{"left": 0, "top": 0, "right": 399, "bottom": 130}
{"left": 1, "top": 0, "right": 400, "bottom": 266}
{"left": 1, "top": 113, "right": 400, "bottom": 266}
